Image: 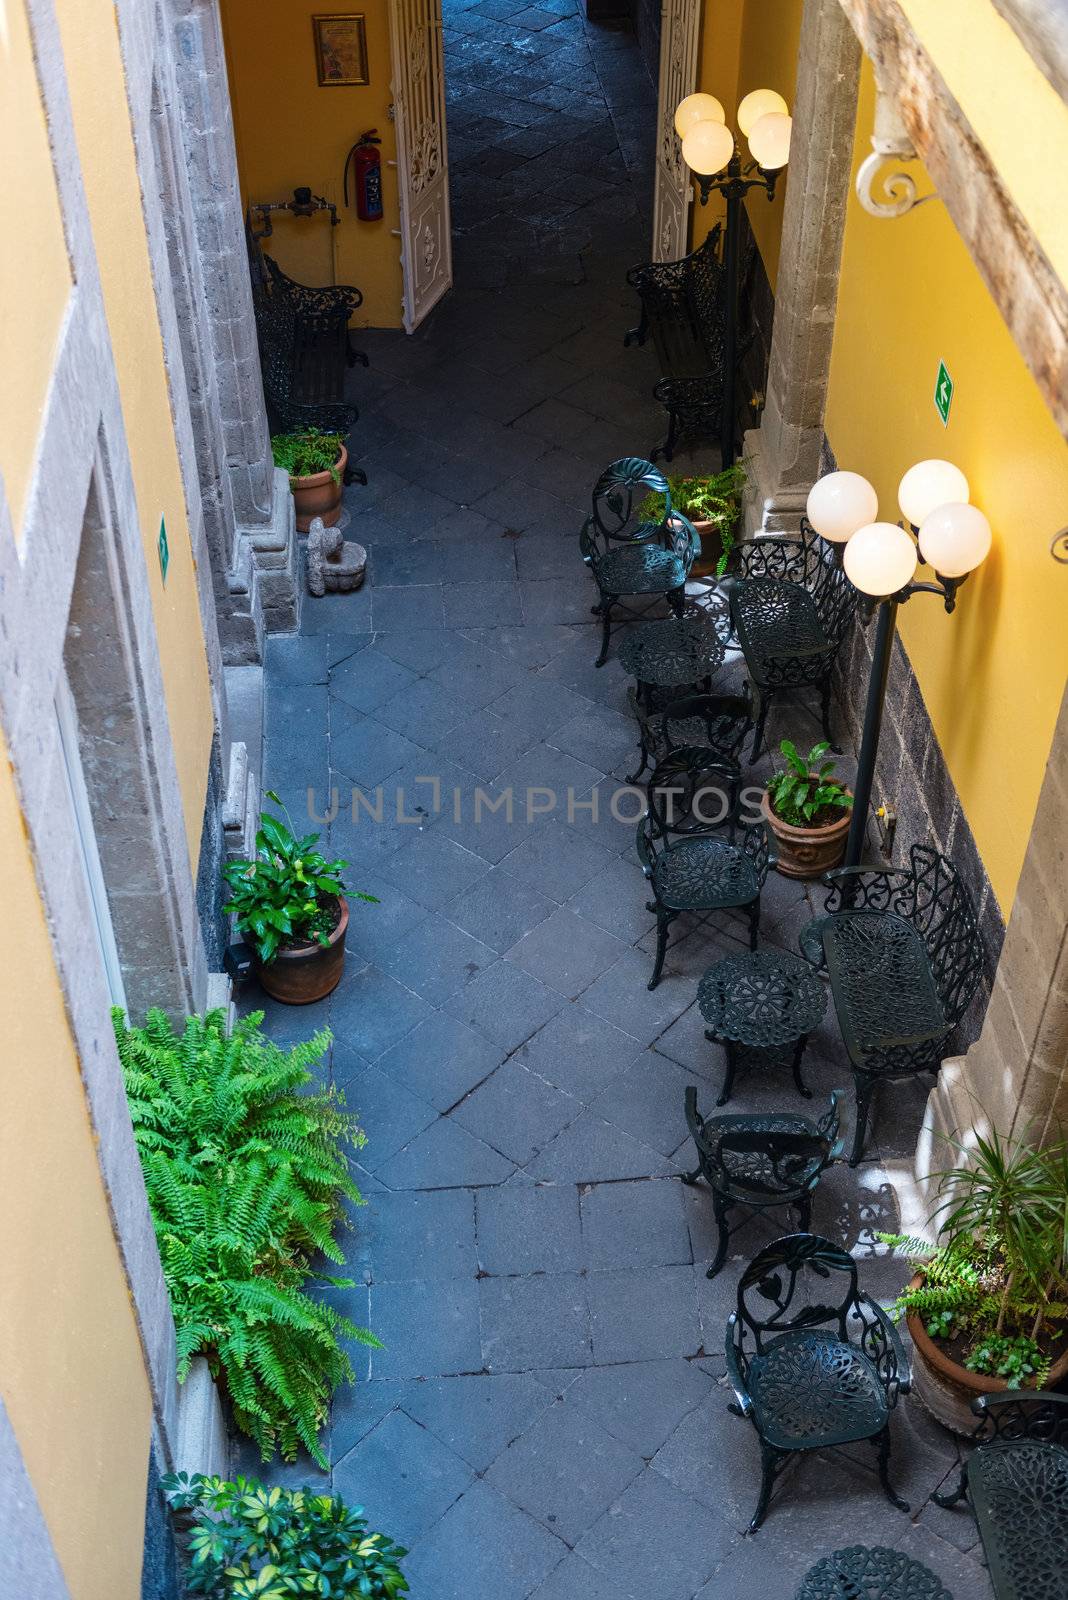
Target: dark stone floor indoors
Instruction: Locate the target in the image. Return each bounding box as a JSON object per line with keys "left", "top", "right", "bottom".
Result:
{"left": 233, "top": 0, "right": 993, "bottom": 1594}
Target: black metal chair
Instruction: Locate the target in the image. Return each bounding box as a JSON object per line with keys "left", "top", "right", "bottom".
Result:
{"left": 580, "top": 458, "right": 700, "bottom": 668}
{"left": 728, "top": 520, "right": 858, "bottom": 758}
{"left": 637, "top": 747, "right": 773, "bottom": 990}
{"left": 726, "top": 1232, "right": 911, "bottom": 1532}
{"left": 683, "top": 1088, "right": 844, "bottom": 1277}
{"left": 799, "top": 844, "right": 984, "bottom": 1166}
{"left": 933, "top": 1392, "right": 1068, "bottom": 1600}
{"left": 626, "top": 687, "right": 751, "bottom": 787}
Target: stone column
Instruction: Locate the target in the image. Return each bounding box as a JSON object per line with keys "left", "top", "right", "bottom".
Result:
{"left": 917, "top": 682, "right": 1068, "bottom": 1197}
{"left": 742, "top": 0, "right": 862, "bottom": 534}
{"left": 169, "top": 0, "right": 300, "bottom": 650}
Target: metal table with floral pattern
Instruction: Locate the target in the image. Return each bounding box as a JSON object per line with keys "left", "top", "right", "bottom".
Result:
{"left": 796, "top": 1545, "right": 952, "bottom": 1599}
{"left": 698, "top": 947, "right": 827, "bottom": 1106}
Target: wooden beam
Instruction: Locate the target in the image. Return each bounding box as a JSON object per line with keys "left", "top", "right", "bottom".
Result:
{"left": 991, "top": 0, "right": 1068, "bottom": 104}
{"left": 838, "top": 0, "right": 1068, "bottom": 440}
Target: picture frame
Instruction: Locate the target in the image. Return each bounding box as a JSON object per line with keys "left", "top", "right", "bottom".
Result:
{"left": 312, "top": 14, "right": 369, "bottom": 87}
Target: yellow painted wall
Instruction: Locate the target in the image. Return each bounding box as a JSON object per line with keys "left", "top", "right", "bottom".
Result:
{"left": 222, "top": 0, "right": 404, "bottom": 329}
{"left": 0, "top": 740, "right": 153, "bottom": 1600}
{"left": 0, "top": 0, "right": 72, "bottom": 537}
{"left": 825, "top": 59, "right": 1068, "bottom": 912}
{"left": 54, "top": 0, "right": 216, "bottom": 868}
{"left": 692, "top": 0, "right": 802, "bottom": 289}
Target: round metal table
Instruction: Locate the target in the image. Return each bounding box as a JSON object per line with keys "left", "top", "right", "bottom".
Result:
{"left": 698, "top": 947, "right": 827, "bottom": 1106}
{"left": 618, "top": 613, "right": 725, "bottom": 690}
{"left": 796, "top": 1545, "right": 952, "bottom": 1599}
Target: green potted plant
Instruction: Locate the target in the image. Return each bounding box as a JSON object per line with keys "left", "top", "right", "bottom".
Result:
{"left": 636, "top": 463, "right": 746, "bottom": 578}
{"left": 762, "top": 739, "right": 853, "bottom": 878}
{"left": 222, "top": 792, "right": 377, "bottom": 1003}
{"left": 881, "top": 1126, "right": 1068, "bottom": 1433}
{"left": 272, "top": 428, "right": 347, "bottom": 532}
{"left": 162, "top": 1473, "right": 408, "bottom": 1598}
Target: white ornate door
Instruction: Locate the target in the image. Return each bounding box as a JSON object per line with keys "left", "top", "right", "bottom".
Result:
{"left": 651, "top": 0, "right": 700, "bottom": 262}
{"left": 389, "top": 0, "right": 452, "bottom": 331}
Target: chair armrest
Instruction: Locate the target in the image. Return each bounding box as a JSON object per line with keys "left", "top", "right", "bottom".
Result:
{"left": 635, "top": 818, "right": 657, "bottom": 879}
{"left": 282, "top": 401, "right": 357, "bottom": 435}
{"left": 858, "top": 1295, "right": 911, "bottom": 1400}
{"left": 724, "top": 1316, "right": 753, "bottom": 1416}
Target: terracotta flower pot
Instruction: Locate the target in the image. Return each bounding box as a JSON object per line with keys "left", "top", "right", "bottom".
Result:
{"left": 290, "top": 445, "right": 347, "bottom": 533}
{"left": 905, "top": 1271, "right": 1068, "bottom": 1434}
{"left": 761, "top": 788, "right": 852, "bottom": 880}
{"left": 257, "top": 897, "right": 348, "bottom": 1005}
{"left": 689, "top": 518, "right": 727, "bottom": 580}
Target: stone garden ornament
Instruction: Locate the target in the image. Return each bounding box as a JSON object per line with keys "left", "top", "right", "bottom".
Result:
{"left": 306, "top": 517, "right": 367, "bottom": 597}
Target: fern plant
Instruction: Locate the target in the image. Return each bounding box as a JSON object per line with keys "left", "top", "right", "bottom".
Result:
{"left": 116, "top": 1008, "right": 378, "bottom": 1465}
{"left": 271, "top": 429, "right": 346, "bottom": 482}
{"left": 635, "top": 463, "right": 746, "bottom": 576}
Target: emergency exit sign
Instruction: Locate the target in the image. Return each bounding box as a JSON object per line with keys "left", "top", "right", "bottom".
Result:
{"left": 158, "top": 516, "right": 170, "bottom": 584}
{"left": 934, "top": 360, "right": 954, "bottom": 426}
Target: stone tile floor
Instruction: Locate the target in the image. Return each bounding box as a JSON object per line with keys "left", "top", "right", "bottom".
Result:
{"left": 233, "top": 0, "right": 994, "bottom": 1592}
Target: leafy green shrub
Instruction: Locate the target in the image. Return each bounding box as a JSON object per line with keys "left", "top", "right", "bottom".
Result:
{"left": 162, "top": 1474, "right": 408, "bottom": 1599}
{"left": 635, "top": 464, "right": 746, "bottom": 576}
{"left": 271, "top": 429, "right": 346, "bottom": 482}
{"left": 223, "top": 793, "right": 377, "bottom": 965}
{"left": 880, "top": 1124, "right": 1068, "bottom": 1388}
{"left": 765, "top": 740, "right": 853, "bottom": 828}
{"left": 116, "top": 1008, "right": 378, "bottom": 1464}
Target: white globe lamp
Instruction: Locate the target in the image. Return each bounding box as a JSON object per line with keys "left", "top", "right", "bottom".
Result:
{"left": 674, "top": 93, "right": 726, "bottom": 139}
{"left": 737, "top": 88, "right": 788, "bottom": 137}
{"left": 843, "top": 522, "right": 918, "bottom": 597}
{"left": 681, "top": 117, "right": 735, "bottom": 177}
{"left": 748, "top": 112, "right": 792, "bottom": 171}
{"left": 806, "top": 471, "right": 879, "bottom": 544}
{"left": 897, "top": 459, "right": 970, "bottom": 529}
{"left": 918, "top": 502, "right": 992, "bottom": 577}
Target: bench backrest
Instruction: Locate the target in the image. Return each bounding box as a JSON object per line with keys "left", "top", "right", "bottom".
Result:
{"left": 626, "top": 228, "right": 727, "bottom": 377}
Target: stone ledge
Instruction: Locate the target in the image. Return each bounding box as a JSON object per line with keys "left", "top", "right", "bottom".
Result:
{"left": 173, "top": 1355, "right": 229, "bottom": 1480}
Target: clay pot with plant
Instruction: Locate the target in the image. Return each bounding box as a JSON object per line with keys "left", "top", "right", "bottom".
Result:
{"left": 272, "top": 429, "right": 348, "bottom": 532}
{"left": 880, "top": 1125, "right": 1068, "bottom": 1433}
{"left": 222, "top": 791, "right": 377, "bottom": 1004}
{"left": 635, "top": 463, "right": 746, "bottom": 579}
{"left": 761, "top": 739, "right": 853, "bottom": 879}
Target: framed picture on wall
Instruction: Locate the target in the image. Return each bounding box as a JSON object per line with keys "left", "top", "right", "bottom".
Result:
{"left": 312, "top": 14, "right": 369, "bottom": 86}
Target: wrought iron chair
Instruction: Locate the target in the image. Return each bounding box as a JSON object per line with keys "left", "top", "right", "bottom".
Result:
{"left": 725, "top": 1233, "right": 911, "bottom": 1532}
{"left": 933, "top": 1392, "right": 1068, "bottom": 1600}
{"left": 626, "top": 687, "right": 752, "bottom": 786}
{"left": 580, "top": 458, "right": 700, "bottom": 667}
{"left": 727, "top": 520, "right": 858, "bottom": 758}
{"left": 799, "top": 844, "right": 984, "bottom": 1166}
{"left": 637, "top": 747, "right": 773, "bottom": 989}
{"left": 682, "top": 1088, "right": 844, "bottom": 1277}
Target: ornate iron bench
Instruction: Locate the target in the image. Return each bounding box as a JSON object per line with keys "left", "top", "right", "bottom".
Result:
{"left": 799, "top": 844, "right": 984, "bottom": 1166}
{"left": 726, "top": 1233, "right": 911, "bottom": 1532}
{"left": 933, "top": 1391, "right": 1068, "bottom": 1600}
{"left": 728, "top": 521, "right": 858, "bottom": 758}
{"left": 247, "top": 234, "right": 368, "bottom": 484}
{"left": 624, "top": 226, "right": 739, "bottom": 462}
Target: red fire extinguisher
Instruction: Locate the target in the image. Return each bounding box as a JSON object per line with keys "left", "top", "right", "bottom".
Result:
{"left": 343, "top": 130, "right": 384, "bottom": 221}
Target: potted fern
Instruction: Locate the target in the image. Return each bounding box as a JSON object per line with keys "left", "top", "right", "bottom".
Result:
{"left": 881, "top": 1126, "right": 1068, "bottom": 1433}
{"left": 762, "top": 740, "right": 853, "bottom": 879}
{"left": 223, "top": 793, "right": 377, "bottom": 1004}
{"left": 272, "top": 428, "right": 347, "bottom": 532}
{"left": 635, "top": 463, "right": 746, "bottom": 578}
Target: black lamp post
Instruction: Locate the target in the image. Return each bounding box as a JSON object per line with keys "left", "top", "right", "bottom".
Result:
{"left": 676, "top": 90, "right": 792, "bottom": 469}
{"left": 806, "top": 464, "right": 993, "bottom": 869}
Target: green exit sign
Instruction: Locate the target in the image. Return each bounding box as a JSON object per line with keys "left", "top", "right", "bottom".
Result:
{"left": 158, "top": 516, "right": 169, "bottom": 584}
{"left": 934, "top": 360, "right": 954, "bottom": 426}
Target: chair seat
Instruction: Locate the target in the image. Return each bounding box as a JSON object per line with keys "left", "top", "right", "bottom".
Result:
{"left": 702, "top": 1113, "right": 823, "bottom": 1201}
{"left": 595, "top": 543, "right": 687, "bottom": 596}
{"left": 822, "top": 911, "right": 948, "bottom": 1066}
{"left": 968, "top": 1440, "right": 1068, "bottom": 1600}
{"left": 748, "top": 1328, "right": 889, "bottom": 1450}
{"left": 733, "top": 579, "right": 831, "bottom": 671}
{"left": 652, "top": 837, "right": 758, "bottom": 910}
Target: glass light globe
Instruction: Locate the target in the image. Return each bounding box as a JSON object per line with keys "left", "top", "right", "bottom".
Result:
{"left": 843, "top": 522, "right": 918, "bottom": 597}
{"left": 681, "top": 118, "right": 735, "bottom": 177}
{"left": 806, "top": 471, "right": 879, "bottom": 544}
{"left": 918, "top": 502, "right": 992, "bottom": 577}
{"left": 737, "top": 88, "right": 788, "bottom": 137}
{"left": 674, "top": 93, "right": 726, "bottom": 140}
{"left": 748, "top": 112, "right": 792, "bottom": 170}
{"left": 897, "top": 459, "right": 970, "bottom": 528}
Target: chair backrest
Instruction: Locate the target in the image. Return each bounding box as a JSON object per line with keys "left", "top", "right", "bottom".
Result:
{"left": 730, "top": 522, "right": 857, "bottom": 646}
{"left": 582, "top": 457, "right": 674, "bottom": 555}
{"left": 646, "top": 747, "right": 740, "bottom": 838}
{"left": 660, "top": 692, "right": 752, "bottom": 762}
{"left": 716, "top": 1129, "right": 835, "bottom": 1197}
{"left": 905, "top": 844, "right": 983, "bottom": 1026}
{"left": 736, "top": 1232, "right": 860, "bottom": 1353}
{"left": 970, "top": 1391, "right": 1068, "bottom": 1449}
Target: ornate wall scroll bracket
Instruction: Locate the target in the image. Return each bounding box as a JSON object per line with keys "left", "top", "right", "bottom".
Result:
{"left": 855, "top": 82, "right": 937, "bottom": 220}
